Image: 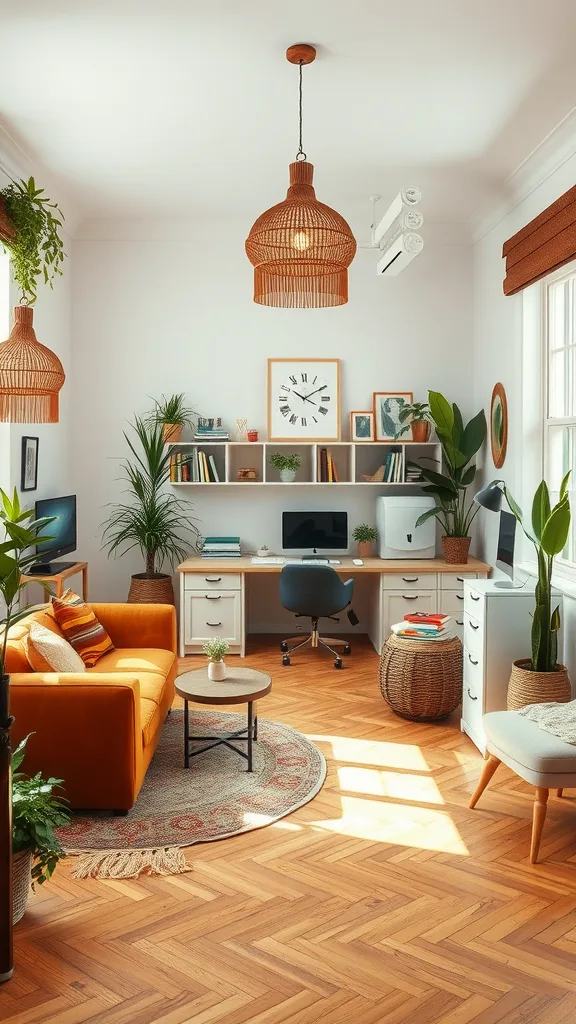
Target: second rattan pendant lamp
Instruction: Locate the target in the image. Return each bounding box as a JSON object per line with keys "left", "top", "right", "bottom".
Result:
{"left": 245, "top": 44, "right": 356, "bottom": 308}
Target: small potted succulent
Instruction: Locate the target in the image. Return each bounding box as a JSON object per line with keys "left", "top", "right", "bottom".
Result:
{"left": 203, "top": 638, "right": 229, "bottom": 681}
{"left": 352, "top": 523, "right": 377, "bottom": 558}
{"left": 395, "top": 401, "right": 432, "bottom": 442}
{"left": 12, "top": 735, "right": 70, "bottom": 924}
{"left": 270, "top": 452, "right": 301, "bottom": 483}
{"left": 148, "top": 393, "right": 196, "bottom": 443}
{"left": 256, "top": 544, "right": 270, "bottom": 557}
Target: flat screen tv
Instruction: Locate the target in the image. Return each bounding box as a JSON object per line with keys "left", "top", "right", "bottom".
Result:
{"left": 32, "top": 494, "right": 77, "bottom": 574}
{"left": 282, "top": 510, "right": 348, "bottom": 556}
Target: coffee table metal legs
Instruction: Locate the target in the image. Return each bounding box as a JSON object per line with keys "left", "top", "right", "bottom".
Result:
{"left": 184, "top": 700, "right": 257, "bottom": 772}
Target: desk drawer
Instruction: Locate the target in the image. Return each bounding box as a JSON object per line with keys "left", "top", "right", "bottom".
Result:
{"left": 382, "top": 573, "right": 437, "bottom": 591}
{"left": 184, "top": 572, "right": 241, "bottom": 591}
{"left": 183, "top": 591, "right": 241, "bottom": 644}
{"left": 464, "top": 587, "right": 485, "bottom": 617}
{"left": 463, "top": 612, "right": 484, "bottom": 657}
{"left": 440, "top": 573, "right": 477, "bottom": 590}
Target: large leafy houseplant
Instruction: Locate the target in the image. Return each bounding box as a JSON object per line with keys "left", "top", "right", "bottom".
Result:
{"left": 0, "top": 177, "right": 66, "bottom": 303}
{"left": 147, "top": 393, "right": 196, "bottom": 443}
{"left": 414, "top": 391, "right": 486, "bottom": 561}
{"left": 102, "top": 416, "right": 200, "bottom": 602}
{"left": 12, "top": 735, "right": 70, "bottom": 888}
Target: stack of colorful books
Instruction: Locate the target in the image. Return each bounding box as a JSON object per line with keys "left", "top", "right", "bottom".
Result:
{"left": 193, "top": 417, "right": 229, "bottom": 442}
{"left": 317, "top": 448, "right": 340, "bottom": 482}
{"left": 169, "top": 450, "right": 221, "bottom": 482}
{"left": 391, "top": 612, "right": 454, "bottom": 640}
{"left": 201, "top": 536, "right": 241, "bottom": 558}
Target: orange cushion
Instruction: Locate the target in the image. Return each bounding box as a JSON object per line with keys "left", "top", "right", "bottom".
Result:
{"left": 3, "top": 625, "right": 32, "bottom": 673}
{"left": 140, "top": 696, "right": 163, "bottom": 746}
{"left": 51, "top": 590, "right": 114, "bottom": 667}
{"left": 93, "top": 648, "right": 175, "bottom": 680}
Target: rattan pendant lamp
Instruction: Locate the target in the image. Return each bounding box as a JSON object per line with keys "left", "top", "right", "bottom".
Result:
{"left": 245, "top": 44, "right": 356, "bottom": 308}
{"left": 0, "top": 302, "right": 65, "bottom": 423}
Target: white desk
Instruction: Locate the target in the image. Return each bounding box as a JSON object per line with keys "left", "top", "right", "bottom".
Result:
{"left": 176, "top": 556, "right": 490, "bottom": 657}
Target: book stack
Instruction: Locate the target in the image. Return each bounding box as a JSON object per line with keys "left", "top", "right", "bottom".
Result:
{"left": 383, "top": 450, "right": 404, "bottom": 482}
{"left": 405, "top": 463, "right": 424, "bottom": 483}
{"left": 391, "top": 612, "right": 454, "bottom": 641}
{"left": 169, "top": 450, "right": 221, "bottom": 482}
{"left": 201, "top": 536, "right": 241, "bottom": 558}
{"left": 193, "top": 417, "right": 230, "bottom": 442}
{"left": 317, "top": 448, "right": 340, "bottom": 482}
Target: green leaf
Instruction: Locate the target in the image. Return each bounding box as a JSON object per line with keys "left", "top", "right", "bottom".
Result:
{"left": 417, "top": 468, "right": 458, "bottom": 494}
{"left": 551, "top": 605, "right": 561, "bottom": 632}
{"left": 428, "top": 391, "right": 454, "bottom": 437}
{"left": 460, "top": 464, "right": 477, "bottom": 487}
{"left": 531, "top": 480, "right": 551, "bottom": 542}
{"left": 541, "top": 499, "right": 571, "bottom": 556}
{"left": 461, "top": 410, "right": 487, "bottom": 459}
{"left": 415, "top": 507, "right": 441, "bottom": 528}
{"left": 560, "top": 470, "right": 571, "bottom": 502}
{"left": 503, "top": 487, "right": 525, "bottom": 527}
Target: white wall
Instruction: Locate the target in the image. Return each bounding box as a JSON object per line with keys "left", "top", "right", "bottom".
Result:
{"left": 71, "top": 217, "right": 474, "bottom": 606}
{"left": 472, "top": 139, "right": 576, "bottom": 677}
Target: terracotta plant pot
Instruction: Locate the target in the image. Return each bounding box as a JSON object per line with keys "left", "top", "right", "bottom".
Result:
{"left": 442, "top": 536, "right": 471, "bottom": 564}
{"left": 162, "top": 423, "right": 182, "bottom": 443}
{"left": 410, "top": 419, "right": 431, "bottom": 442}
{"left": 128, "top": 573, "right": 174, "bottom": 604}
{"left": 358, "top": 541, "right": 373, "bottom": 558}
{"left": 12, "top": 849, "right": 32, "bottom": 925}
{"left": 507, "top": 659, "right": 571, "bottom": 711}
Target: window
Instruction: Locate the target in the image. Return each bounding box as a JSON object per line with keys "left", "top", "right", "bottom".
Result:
{"left": 544, "top": 266, "right": 576, "bottom": 567}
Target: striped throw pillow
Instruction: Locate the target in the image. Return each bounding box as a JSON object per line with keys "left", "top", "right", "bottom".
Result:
{"left": 51, "top": 590, "right": 114, "bottom": 667}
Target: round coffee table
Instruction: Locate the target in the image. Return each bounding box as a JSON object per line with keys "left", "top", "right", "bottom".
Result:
{"left": 175, "top": 667, "right": 272, "bottom": 772}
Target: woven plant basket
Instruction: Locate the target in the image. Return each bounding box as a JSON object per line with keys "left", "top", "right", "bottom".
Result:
{"left": 507, "top": 659, "right": 571, "bottom": 711}
{"left": 379, "top": 633, "right": 463, "bottom": 721}
{"left": 128, "top": 573, "right": 174, "bottom": 605}
{"left": 442, "top": 536, "right": 471, "bottom": 564}
{"left": 162, "top": 424, "right": 182, "bottom": 443}
{"left": 12, "top": 850, "right": 32, "bottom": 925}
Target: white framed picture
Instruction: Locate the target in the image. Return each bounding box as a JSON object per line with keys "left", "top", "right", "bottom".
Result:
{"left": 350, "top": 411, "right": 374, "bottom": 442}
{"left": 373, "top": 392, "right": 413, "bottom": 441}
{"left": 267, "top": 358, "right": 341, "bottom": 441}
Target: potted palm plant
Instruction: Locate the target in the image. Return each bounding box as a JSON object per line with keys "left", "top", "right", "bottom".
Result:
{"left": 0, "top": 489, "right": 55, "bottom": 977}
{"left": 148, "top": 394, "right": 196, "bottom": 443}
{"left": 0, "top": 177, "right": 66, "bottom": 303}
{"left": 414, "top": 391, "right": 486, "bottom": 564}
{"left": 11, "top": 736, "right": 70, "bottom": 924}
{"left": 395, "top": 401, "right": 432, "bottom": 442}
{"left": 102, "top": 417, "right": 200, "bottom": 603}
{"left": 352, "top": 524, "right": 377, "bottom": 558}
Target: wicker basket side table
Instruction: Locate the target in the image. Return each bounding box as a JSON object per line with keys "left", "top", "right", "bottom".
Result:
{"left": 379, "top": 634, "right": 463, "bottom": 721}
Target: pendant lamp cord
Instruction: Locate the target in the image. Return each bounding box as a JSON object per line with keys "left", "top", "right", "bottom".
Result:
{"left": 296, "top": 60, "right": 306, "bottom": 161}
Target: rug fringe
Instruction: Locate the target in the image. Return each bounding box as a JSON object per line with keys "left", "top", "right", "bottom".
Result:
{"left": 71, "top": 847, "right": 192, "bottom": 880}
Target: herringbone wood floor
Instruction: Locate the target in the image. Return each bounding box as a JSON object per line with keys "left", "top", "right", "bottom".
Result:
{"left": 3, "top": 636, "right": 576, "bottom": 1024}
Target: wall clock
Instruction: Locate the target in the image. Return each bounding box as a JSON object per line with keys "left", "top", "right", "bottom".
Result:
{"left": 267, "top": 358, "right": 341, "bottom": 441}
{"left": 490, "top": 382, "right": 508, "bottom": 468}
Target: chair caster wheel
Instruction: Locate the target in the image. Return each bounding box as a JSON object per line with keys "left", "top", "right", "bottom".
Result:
{"left": 280, "top": 641, "right": 288, "bottom": 653}
{"left": 282, "top": 655, "right": 291, "bottom": 666}
{"left": 334, "top": 658, "right": 342, "bottom": 669}
{"left": 343, "top": 645, "right": 351, "bottom": 656}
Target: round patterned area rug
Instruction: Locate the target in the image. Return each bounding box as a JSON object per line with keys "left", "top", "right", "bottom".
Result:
{"left": 57, "top": 710, "right": 326, "bottom": 879}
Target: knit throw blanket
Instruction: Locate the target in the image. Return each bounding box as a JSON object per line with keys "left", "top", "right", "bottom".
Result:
{"left": 518, "top": 699, "right": 576, "bottom": 745}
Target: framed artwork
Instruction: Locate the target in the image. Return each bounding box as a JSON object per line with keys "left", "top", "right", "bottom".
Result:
{"left": 350, "top": 410, "right": 374, "bottom": 442}
{"left": 490, "top": 382, "right": 508, "bottom": 468}
{"left": 373, "top": 392, "right": 413, "bottom": 441}
{"left": 267, "top": 358, "right": 341, "bottom": 441}
{"left": 21, "top": 436, "right": 39, "bottom": 491}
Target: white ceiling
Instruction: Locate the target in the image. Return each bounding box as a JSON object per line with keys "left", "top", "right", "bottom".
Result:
{"left": 0, "top": 0, "right": 575, "bottom": 227}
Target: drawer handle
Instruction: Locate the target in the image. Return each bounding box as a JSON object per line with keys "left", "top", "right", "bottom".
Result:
{"left": 206, "top": 621, "right": 222, "bottom": 627}
{"left": 205, "top": 577, "right": 222, "bottom": 583}
{"left": 467, "top": 688, "right": 478, "bottom": 701}
{"left": 456, "top": 576, "right": 465, "bottom": 582}
{"left": 468, "top": 654, "right": 479, "bottom": 665}
{"left": 469, "top": 623, "right": 479, "bottom": 631}
{"left": 402, "top": 594, "right": 419, "bottom": 600}
{"left": 402, "top": 577, "right": 419, "bottom": 583}
{"left": 470, "top": 594, "right": 480, "bottom": 602}
{"left": 456, "top": 593, "right": 464, "bottom": 601}
{"left": 456, "top": 619, "right": 464, "bottom": 626}
{"left": 205, "top": 594, "right": 221, "bottom": 600}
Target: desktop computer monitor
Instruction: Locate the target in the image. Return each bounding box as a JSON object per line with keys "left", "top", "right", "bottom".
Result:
{"left": 495, "top": 509, "right": 516, "bottom": 588}
{"left": 282, "top": 510, "right": 348, "bottom": 557}
{"left": 32, "top": 494, "right": 77, "bottom": 574}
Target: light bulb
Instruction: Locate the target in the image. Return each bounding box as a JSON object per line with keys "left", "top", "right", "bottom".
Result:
{"left": 292, "top": 231, "right": 310, "bottom": 251}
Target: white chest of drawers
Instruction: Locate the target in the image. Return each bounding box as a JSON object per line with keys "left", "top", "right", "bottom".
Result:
{"left": 460, "top": 579, "right": 563, "bottom": 753}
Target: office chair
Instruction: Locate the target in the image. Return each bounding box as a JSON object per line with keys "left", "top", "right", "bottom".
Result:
{"left": 279, "top": 564, "right": 354, "bottom": 669}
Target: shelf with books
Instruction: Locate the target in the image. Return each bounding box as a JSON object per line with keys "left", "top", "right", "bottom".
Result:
{"left": 169, "top": 444, "right": 226, "bottom": 484}
{"left": 315, "top": 444, "right": 352, "bottom": 483}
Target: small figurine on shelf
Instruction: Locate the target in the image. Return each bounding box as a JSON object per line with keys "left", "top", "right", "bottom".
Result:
{"left": 237, "top": 467, "right": 258, "bottom": 481}
{"left": 203, "top": 638, "right": 229, "bottom": 681}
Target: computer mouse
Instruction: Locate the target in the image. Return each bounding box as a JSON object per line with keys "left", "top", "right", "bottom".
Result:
{"left": 352, "top": 558, "right": 363, "bottom": 566}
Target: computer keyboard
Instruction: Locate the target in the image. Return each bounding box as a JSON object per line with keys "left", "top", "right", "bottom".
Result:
{"left": 251, "top": 557, "right": 286, "bottom": 565}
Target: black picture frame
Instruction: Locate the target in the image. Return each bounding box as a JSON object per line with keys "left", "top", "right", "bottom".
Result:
{"left": 21, "top": 436, "right": 39, "bottom": 492}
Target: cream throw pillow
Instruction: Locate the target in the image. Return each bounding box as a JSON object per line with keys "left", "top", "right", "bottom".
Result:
{"left": 26, "top": 620, "right": 86, "bottom": 673}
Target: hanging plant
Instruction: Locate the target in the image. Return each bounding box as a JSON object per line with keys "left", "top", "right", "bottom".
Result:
{"left": 0, "top": 177, "right": 66, "bottom": 303}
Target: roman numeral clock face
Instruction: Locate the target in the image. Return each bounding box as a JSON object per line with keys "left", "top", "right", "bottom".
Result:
{"left": 268, "top": 360, "right": 341, "bottom": 441}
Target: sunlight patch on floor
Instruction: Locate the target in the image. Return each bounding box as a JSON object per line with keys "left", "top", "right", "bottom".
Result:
{"left": 311, "top": 795, "right": 468, "bottom": 854}
{"left": 309, "top": 734, "right": 431, "bottom": 771}
{"left": 337, "top": 766, "right": 445, "bottom": 805}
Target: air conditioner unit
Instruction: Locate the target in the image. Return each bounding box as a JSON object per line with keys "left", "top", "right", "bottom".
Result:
{"left": 376, "top": 232, "right": 424, "bottom": 276}
{"left": 359, "top": 188, "right": 424, "bottom": 277}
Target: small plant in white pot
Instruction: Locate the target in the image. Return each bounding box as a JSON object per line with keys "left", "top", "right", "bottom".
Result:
{"left": 270, "top": 451, "right": 301, "bottom": 483}
{"left": 256, "top": 544, "right": 269, "bottom": 557}
{"left": 203, "top": 638, "right": 229, "bottom": 681}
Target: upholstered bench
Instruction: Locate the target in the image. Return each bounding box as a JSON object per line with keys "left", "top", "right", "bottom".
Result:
{"left": 469, "top": 710, "right": 576, "bottom": 863}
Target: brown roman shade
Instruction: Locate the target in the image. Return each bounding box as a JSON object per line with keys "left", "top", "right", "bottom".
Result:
{"left": 502, "top": 184, "right": 576, "bottom": 295}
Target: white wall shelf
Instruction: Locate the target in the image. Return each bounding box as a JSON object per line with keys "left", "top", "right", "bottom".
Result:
{"left": 167, "top": 440, "right": 441, "bottom": 487}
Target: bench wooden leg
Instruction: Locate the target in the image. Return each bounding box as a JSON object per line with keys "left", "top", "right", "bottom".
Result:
{"left": 469, "top": 754, "right": 501, "bottom": 809}
{"left": 557, "top": 788, "right": 564, "bottom": 798}
{"left": 530, "top": 787, "right": 549, "bottom": 864}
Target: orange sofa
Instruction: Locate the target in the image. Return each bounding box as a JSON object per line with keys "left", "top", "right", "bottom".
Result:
{"left": 6, "top": 602, "right": 178, "bottom": 811}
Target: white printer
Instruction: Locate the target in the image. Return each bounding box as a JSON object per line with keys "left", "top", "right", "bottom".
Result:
{"left": 376, "top": 496, "right": 436, "bottom": 559}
